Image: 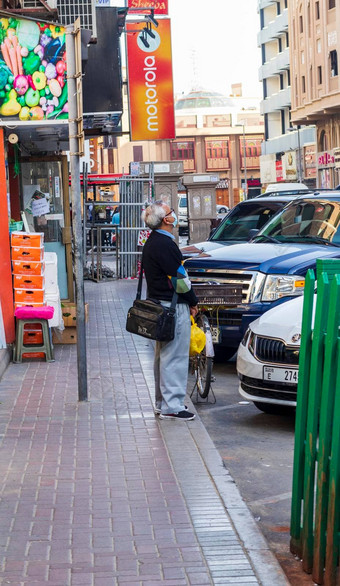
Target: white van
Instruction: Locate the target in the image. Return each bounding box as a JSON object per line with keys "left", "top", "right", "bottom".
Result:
{"left": 265, "top": 182, "right": 309, "bottom": 193}
{"left": 178, "top": 193, "right": 188, "bottom": 232}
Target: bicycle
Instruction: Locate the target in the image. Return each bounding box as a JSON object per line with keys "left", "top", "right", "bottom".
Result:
{"left": 189, "top": 283, "right": 244, "bottom": 401}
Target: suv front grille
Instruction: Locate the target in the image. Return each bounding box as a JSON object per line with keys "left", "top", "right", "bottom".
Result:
{"left": 187, "top": 269, "right": 256, "bottom": 303}
{"left": 254, "top": 336, "right": 300, "bottom": 365}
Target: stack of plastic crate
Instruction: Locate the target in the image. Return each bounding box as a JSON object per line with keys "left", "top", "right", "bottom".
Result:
{"left": 11, "top": 232, "right": 45, "bottom": 357}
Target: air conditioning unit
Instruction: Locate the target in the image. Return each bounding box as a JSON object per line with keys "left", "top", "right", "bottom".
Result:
{"left": 56, "top": 0, "right": 97, "bottom": 39}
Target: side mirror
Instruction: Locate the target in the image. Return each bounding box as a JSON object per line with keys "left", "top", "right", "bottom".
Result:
{"left": 248, "top": 229, "right": 259, "bottom": 241}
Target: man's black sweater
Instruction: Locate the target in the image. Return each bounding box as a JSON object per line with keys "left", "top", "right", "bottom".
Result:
{"left": 142, "top": 231, "right": 198, "bottom": 306}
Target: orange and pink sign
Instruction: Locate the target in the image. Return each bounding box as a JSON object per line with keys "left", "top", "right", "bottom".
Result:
{"left": 128, "top": 1, "right": 168, "bottom": 15}
{"left": 126, "top": 18, "right": 175, "bottom": 141}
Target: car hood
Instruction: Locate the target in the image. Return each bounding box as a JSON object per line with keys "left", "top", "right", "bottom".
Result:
{"left": 181, "top": 241, "right": 228, "bottom": 257}
{"left": 250, "top": 295, "right": 304, "bottom": 344}
{"left": 185, "top": 242, "right": 340, "bottom": 275}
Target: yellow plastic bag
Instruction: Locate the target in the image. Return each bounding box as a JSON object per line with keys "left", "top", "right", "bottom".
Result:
{"left": 189, "top": 315, "right": 206, "bottom": 356}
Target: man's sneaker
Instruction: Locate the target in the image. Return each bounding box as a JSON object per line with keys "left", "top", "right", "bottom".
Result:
{"left": 159, "top": 410, "right": 195, "bottom": 421}
{"left": 154, "top": 405, "right": 188, "bottom": 415}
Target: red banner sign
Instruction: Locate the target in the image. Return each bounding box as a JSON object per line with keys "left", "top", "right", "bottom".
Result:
{"left": 128, "top": 0, "right": 168, "bottom": 15}
{"left": 127, "top": 19, "right": 175, "bottom": 141}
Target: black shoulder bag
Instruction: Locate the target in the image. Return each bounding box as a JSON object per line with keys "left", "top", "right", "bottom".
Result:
{"left": 126, "top": 261, "right": 178, "bottom": 342}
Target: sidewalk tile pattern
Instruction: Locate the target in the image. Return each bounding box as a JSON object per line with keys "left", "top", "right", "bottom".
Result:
{"left": 0, "top": 280, "right": 260, "bottom": 585}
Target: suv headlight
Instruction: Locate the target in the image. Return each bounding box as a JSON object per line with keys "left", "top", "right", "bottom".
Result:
{"left": 262, "top": 275, "right": 305, "bottom": 301}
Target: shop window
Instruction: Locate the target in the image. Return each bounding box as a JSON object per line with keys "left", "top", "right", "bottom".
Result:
{"left": 330, "top": 50, "right": 338, "bottom": 77}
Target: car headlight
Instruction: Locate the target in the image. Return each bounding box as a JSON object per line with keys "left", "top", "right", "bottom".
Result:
{"left": 241, "top": 328, "right": 250, "bottom": 346}
{"left": 262, "top": 275, "right": 305, "bottom": 301}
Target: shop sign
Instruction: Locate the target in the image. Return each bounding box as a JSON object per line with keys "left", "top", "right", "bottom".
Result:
{"left": 275, "top": 160, "right": 283, "bottom": 182}
{"left": 304, "top": 145, "right": 316, "bottom": 178}
{"left": 128, "top": 0, "right": 168, "bottom": 15}
{"left": 283, "top": 151, "right": 297, "bottom": 180}
{"left": 126, "top": 19, "right": 175, "bottom": 141}
{"left": 0, "top": 14, "right": 67, "bottom": 122}
{"left": 318, "top": 151, "right": 335, "bottom": 168}
{"left": 333, "top": 147, "right": 340, "bottom": 169}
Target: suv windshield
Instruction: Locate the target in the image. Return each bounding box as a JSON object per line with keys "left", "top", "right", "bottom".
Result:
{"left": 211, "top": 201, "right": 284, "bottom": 242}
{"left": 258, "top": 199, "right": 340, "bottom": 246}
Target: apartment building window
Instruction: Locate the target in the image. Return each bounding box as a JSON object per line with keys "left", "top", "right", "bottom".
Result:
{"left": 302, "top": 76, "right": 306, "bottom": 93}
{"left": 287, "top": 68, "right": 291, "bottom": 85}
{"left": 316, "top": 1, "right": 320, "bottom": 19}
{"left": 278, "top": 37, "right": 282, "bottom": 52}
{"left": 205, "top": 139, "right": 230, "bottom": 170}
{"left": 277, "top": 1, "right": 281, "bottom": 15}
{"left": 317, "top": 39, "right": 321, "bottom": 53}
{"left": 286, "top": 32, "right": 289, "bottom": 47}
{"left": 318, "top": 65, "right": 322, "bottom": 84}
{"left": 279, "top": 73, "right": 284, "bottom": 90}
{"left": 170, "top": 141, "right": 195, "bottom": 171}
{"left": 299, "top": 15, "right": 303, "bottom": 33}
{"left": 329, "top": 0, "right": 335, "bottom": 9}
{"left": 284, "top": 0, "right": 287, "bottom": 7}
{"left": 330, "top": 50, "right": 338, "bottom": 76}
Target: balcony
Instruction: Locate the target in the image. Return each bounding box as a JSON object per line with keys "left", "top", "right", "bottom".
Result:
{"left": 261, "top": 127, "right": 316, "bottom": 156}
{"left": 258, "top": 9, "right": 288, "bottom": 45}
{"left": 259, "top": 47, "right": 290, "bottom": 81}
{"left": 258, "top": 0, "right": 276, "bottom": 8}
{"left": 260, "top": 87, "right": 291, "bottom": 113}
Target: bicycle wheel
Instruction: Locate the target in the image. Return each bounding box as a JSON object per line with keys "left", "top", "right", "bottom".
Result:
{"left": 194, "top": 315, "right": 213, "bottom": 398}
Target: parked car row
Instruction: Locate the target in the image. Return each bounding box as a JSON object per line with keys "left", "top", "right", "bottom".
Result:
{"left": 182, "top": 187, "right": 340, "bottom": 415}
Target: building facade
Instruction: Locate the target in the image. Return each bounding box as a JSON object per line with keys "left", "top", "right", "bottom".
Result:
{"left": 289, "top": 0, "right": 340, "bottom": 188}
{"left": 115, "top": 89, "right": 264, "bottom": 207}
{"left": 258, "top": 0, "right": 317, "bottom": 186}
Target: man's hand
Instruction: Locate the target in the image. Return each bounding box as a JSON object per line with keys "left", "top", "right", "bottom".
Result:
{"left": 190, "top": 305, "right": 199, "bottom": 318}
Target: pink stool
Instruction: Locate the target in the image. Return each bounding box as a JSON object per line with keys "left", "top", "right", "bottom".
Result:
{"left": 14, "top": 306, "right": 55, "bottom": 363}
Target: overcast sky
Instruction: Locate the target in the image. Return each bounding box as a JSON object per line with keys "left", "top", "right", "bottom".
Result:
{"left": 168, "top": 0, "right": 262, "bottom": 98}
{"left": 113, "top": 0, "right": 262, "bottom": 98}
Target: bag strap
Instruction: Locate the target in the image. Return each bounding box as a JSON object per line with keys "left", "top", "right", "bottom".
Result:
{"left": 137, "top": 255, "right": 178, "bottom": 311}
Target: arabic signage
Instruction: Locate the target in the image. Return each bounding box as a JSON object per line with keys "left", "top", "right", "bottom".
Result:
{"left": 126, "top": 18, "right": 175, "bottom": 141}
{"left": 0, "top": 14, "right": 67, "bottom": 122}
{"left": 128, "top": 0, "right": 169, "bottom": 15}
{"left": 318, "top": 150, "right": 335, "bottom": 168}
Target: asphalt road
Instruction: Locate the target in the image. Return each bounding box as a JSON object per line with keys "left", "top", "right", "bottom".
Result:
{"left": 189, "top": 357, "right": 314, "bottom": 586}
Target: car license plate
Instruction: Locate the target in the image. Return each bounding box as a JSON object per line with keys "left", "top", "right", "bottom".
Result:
{"left": 211, "top": 326, "right": 220, "bottom": 344}
{"left": 263, "top": 366, "right": 298, "bottom": 383}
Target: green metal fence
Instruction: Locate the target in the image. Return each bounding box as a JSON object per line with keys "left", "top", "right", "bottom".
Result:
{"left": 290, "top": 259, "right": 340, "bottom": 585}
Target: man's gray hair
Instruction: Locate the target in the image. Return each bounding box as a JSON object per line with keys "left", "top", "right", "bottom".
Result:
{"left": 142, "top": 200, "right": 167, "bottom": 230}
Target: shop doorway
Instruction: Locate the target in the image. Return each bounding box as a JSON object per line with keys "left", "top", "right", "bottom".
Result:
{"left": 20, "top": 156, "right": 73, "bottom": 300}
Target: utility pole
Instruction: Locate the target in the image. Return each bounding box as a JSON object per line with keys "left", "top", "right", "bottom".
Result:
{"left": 66, "top": 20, "right": 88, "bottom": 402}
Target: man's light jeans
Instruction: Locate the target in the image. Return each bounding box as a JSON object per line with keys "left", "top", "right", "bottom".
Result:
{"left": 154, "top": 302, "right": 191, "bottom": 414}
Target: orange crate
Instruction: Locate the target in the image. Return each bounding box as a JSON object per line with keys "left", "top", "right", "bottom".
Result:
{"left": 12, "top": 261, "right": 45, "bottom": 275}
{"left": 13, "top": 275, "right": 45, "bottom": 290}
{"left": 11, "top": 232, "right": 44, "bottom": 248}
{"left": 22, "top": 352, "right": 46, "bottom": 359}
{"left": 11, "top": 247, "right": 44, "bottom": 262}
{"left": 14, "top": 302, "right": 44, "bottom": 310}
{"left": 23, "top": 326, "right": 43, "bottom": 345}
{"left": 14, "top": 289, "right": 45, "bottom": 304}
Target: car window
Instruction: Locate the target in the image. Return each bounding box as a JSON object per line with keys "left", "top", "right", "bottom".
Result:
{"left": 260, "top": 199, "right": 340, "bottom": 244}
{"left": 210, "top": 202, "right": 284, "bottom": 242}
{"left": 178, "top": 196, "right": 187, "bottom": 208}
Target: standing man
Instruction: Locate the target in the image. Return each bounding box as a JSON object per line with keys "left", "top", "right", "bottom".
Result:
{"left": 142, "top": 200, "right": 198, "bottom": 420}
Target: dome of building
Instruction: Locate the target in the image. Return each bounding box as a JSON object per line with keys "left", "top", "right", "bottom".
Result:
{"left": 175, "top": 90, "right": 235, "bottom": 110}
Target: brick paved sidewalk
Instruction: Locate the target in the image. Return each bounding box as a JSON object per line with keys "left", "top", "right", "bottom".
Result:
{"left": 0, "top": 280, "right": 289, "bottom": 585}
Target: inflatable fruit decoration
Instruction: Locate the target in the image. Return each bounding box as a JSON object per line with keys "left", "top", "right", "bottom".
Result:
{"left": 56, "top": 60, "right": 66, "bottom": 75}
{"left": 49, "top": 78, "right": 61, "bottom": 97}
{"left": 0, "top": 88, "right": 21, "bottom": 115}
{"left": 25, "top": 87, "right": 39, "bottom": 107}
{"left": 44, "top": 37, "right": 65, "bottom": 65}
{"left": 16, "top": 19, "right": 40, "bottom": 51}
{"left": 13, "top": 74, "right": 28, "bottom": 95}
{"left": 0, "top": 64, "right": 9, "bottom": 89}
{"left": 45, "top": 62, "right": 56, "bottom": 79}
{"left": 23, "top": 52, "right": 41, "bottom": 75}
{"left": 19, "top": 105, "right": 30, "bottom": 120}
{"left": 32, "top": 70, "right": 46, "bottom": 90}
{"left": 29, "top": 106, "right": 44, "bottom": 120}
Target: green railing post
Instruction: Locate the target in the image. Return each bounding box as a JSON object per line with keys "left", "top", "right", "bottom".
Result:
{"left": 301, "top": 274, "right": 329, "bottom": 572}
{"left": 290, "top": 270, "right": 315, "bottom": 557}
{"left": 313, "top": 275, "right": 340, "bottom": 584}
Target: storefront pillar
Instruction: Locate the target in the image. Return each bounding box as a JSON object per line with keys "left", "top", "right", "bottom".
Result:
{"left": 0, "top": 129, "right": 15, "bottom": 343}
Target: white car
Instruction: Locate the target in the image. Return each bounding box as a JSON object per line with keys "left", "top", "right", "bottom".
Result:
{"left": 237, "top": 295, "right": 307, "bottom": 414}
